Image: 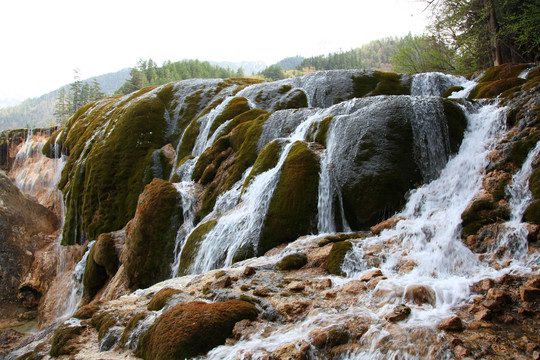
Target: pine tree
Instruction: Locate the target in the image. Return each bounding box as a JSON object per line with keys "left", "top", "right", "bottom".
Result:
{"left": 53, "top": 87, "right": 71, "bottom": 125}
{"left": 68, "top": 68, "right": 83, "bottom": 113}
{"left": 89, "top": 79, "right": 105, "bottom": 102}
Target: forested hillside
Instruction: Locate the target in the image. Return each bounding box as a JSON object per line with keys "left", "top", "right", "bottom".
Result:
{"left": 0, "top": 69, "right": 130, "bottom": 131}
{"left": 297, "top": 38, "right": 399, "bottom": 72}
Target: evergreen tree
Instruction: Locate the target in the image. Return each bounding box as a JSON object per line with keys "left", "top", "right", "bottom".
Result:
{"left": 89, "top": 79, "right": 105, "bottom": 101}
{"left": 53, "top": 87, "right": 70, "bottom": 125}
{"left": 68, "top": 68, "right": 83, "bottom": 113}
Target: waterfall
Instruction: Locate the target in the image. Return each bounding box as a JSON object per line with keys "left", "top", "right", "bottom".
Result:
{"left": 200, "top": 100, "right": 513, "bottom": 360}
{"left": 55, "top": 241, "right": 94, "bottom": 319}
{"left": 490, "top": 141, "right": 540, "bottom": 260}
{"left": 182, "top": 141, "right": 296, "bottom": 274}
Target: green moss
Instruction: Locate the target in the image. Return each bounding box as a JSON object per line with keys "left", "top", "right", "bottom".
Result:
{"left": 275, "top": 89, "right": 309, "bottom": 110}
{"left": 442, "top": 86, "right": 465, "bottom": 98}
{"left": 372, "top": 72, "right": 411, "bottom": 96}
{"left": 527, "top": 67, "right": 540, "bottom": 79}
{"left": 479, "top": 64, "right": 530, "bottom": 82}
{"left": 42, "top": 129, "right": 62, "bottom": 158}
{"left": 83, "top": 245, "right": 108, "bottom": 299}
{"left": 275, "top": 253, "right": 308, "bottom": 271}
{"left": 279, "top": 85, "right": 292, "bottom": 94}
{"left": 318, "top": 232, "right": 370, "bottom": 247}
{"left": 307, "top": 116, "right": 333, "bottom": 146}
{"left": 93, "top": 232, "right": 119, "bottom": 277}
{"left": 258, "top": 141, "right": 320, "bottom": 255}
{"left": 511, "top": 130, "right": 540, "bottom": 167}
{"left": 196, "top": 113, "right": 271, "bottom": 218}
{"left": 73, "top": 302, "right": 101, "bottom": 319}
{"left": 529, "top": 168, "right": 540, "bottom": 199}
{"left": 241, "top": 139, "right": 284, "bottom": 191}
{"left": 49, "top": 322, "right": 85, "bottom": 357}
{"left": 352, "top": 71, "right": 410, "bottom": 98}
{"left": 177, "top": 219, "right": 218, "bottom": 276}
{"left": 91, "top": 311, "right": 118, "bottom": 341}
{"left": 147, "top": 288, "right": 183, "bottom": 311}
{"left": 231, "top": 243, "right": 256, "bottom": 264}
{"left": 442, "top": 99, "right": 468, "bottom": 153}
{"left": 524, "top": 200, "right": 540, "bottom": 225}
{"left": 461, "top": 199, "right": 510, "bottom": 237}
{"left": 59, "top": 92, "right": 169, "bottom": 245}
{"left": 327, "top": 241, "right": 353, "bottom": 276}
{"left": 472, "top": 78, "right": 526, "bottom": 99}
{"left": 492, "top": 176, "right": 511, "bottom": 202}
{"left": 123, "top": 179, "right": 183, "bottom": 289}
{"left": 208, "top": 97, "right": 251, "bottom": 135}
{"left": 523, "top": 76, "right": 540, "bottom": 91}
{"left": 120, "top": 312, "right": 148, "bottom": 346}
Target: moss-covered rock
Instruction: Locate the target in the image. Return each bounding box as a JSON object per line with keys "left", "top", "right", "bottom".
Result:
{"left": 327, "top": 241, "right": 353, "bottom": 276}
{"left": 352, "top": 71, "right": 411, "bottom": 97}
{"left": 147, "top": 288, "right": 183, "bottom": 311}
{"left": 83, "top": 245, "right": 108, "bottom": 299}
{"left": 275, "top": 89, "right": 309, "bottom": 110}
{"left": 177, "top": 219, "right": 218, "bottom": 276}
{"left": 442, "top": 86, "right": 465, "bottom": 98}
{"left": 58, "top": 91, "right": 168, "bottom": 245}
{"left": 138, "top": 300, "right": 258, "bottom": 360}
{"left": 469, "top": 78, "right": 527, "bottom": 99}
{"left": 123, "top": 179, "right": 183, "bottom": 289}
{"left": 258, "top": 141, "right": 320, "bottom": 255}
{"left": 193, "top": 112, "right": 271, "bottom": 218}
{"left": 511, "top": 130, "right": 540, "bottom": 168}
{"left": 337, "top": 106, "right": 419, "bottom": 229}
{"left": 120, "top": 312, "right": 148, "bottom": 346}
{"left": 307, "top": 116, "right": 334, "bottom": 147}
{"left": 524, "top": 200, "right": 540, "bottom": 224}
{"left": 241, "top": 139, "right": 285, "bottom": 191}
{"left": 49, "top": 321, "right": 85, "bottom": 357}
{"left": 461, "top": 199, "right": 510, "bottom": 237}
{"left": 72, "top": 302, "right": 102, "bottom": 319}
{"left": 91, "top": 310, "right": 119, "bottom": 342}
{"left": 93, "top": 233, "right": 119, "bottom": 277}
{"left": 442, "top": 99, "right": 468, "bottom": 153}
{"left": 275, "top": 253, "right": 308, "bottom": 271}
{"left": 524, "top": 165, "right": 540, "bottom": 224}
{"left": 478, "top": 63, "right": 531, "bottom": 82}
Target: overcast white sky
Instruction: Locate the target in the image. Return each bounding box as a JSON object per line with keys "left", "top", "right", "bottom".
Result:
{"left": 0, "top": 0, "right": 429, "bottom": 100}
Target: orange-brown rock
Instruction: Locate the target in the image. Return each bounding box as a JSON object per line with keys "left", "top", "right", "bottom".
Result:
{"left": 370, "top": 216, "right": 404, "bottom": 235}
{"left": 439, "top": 316, "right": 464, "bottom": 331}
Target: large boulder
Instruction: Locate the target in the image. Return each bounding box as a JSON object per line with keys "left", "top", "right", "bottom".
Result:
{"left": 139, "top": 299, "right": 258, "bottom": 360}
{"left": 122, "top": 179, "right": 183, "bottom": 289}
{"left": 258, "top": 141, "right": 320, "bottom": 255}
{"left": 324, "top": 96, "right": 467, "bottom": 230}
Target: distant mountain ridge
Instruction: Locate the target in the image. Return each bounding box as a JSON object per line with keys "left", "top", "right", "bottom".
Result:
{"left": 0, "top": 68, "right": 131, "bottom": 131}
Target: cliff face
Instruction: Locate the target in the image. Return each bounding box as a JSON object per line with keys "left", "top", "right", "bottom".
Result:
{"left": 0, "top": 173, "right": 58, "bottom": 328}
{"left": 3, "top": 64, "right": 540, "bottom": 359}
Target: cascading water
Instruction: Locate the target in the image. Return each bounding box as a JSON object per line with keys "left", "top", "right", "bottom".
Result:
{"left": 55, "top": 241, "right": 94, "bottom": 319}
{"left": 7, "top": 68, "right": 539, "bottom": 359}
{"left": 200, "top": 95, "right": 535, "bottom": 359}
{"left": 490, "top": 141, "right": 540, "bottom": 261}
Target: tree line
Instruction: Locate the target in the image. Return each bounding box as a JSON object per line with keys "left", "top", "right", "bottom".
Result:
{"left": 54, "top": 69, "right": 105, "bottom": 125}
{"left": 115, "top": 59, "right": 245, "bottom": 95}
